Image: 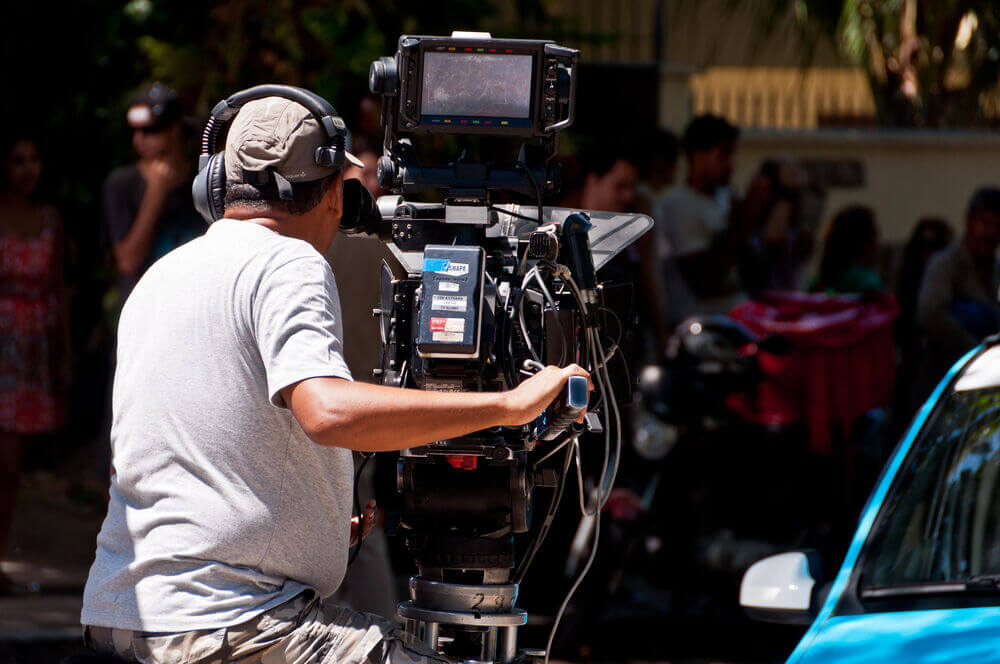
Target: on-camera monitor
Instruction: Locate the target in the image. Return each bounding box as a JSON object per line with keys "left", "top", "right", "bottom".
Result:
{"left": 421, "top": 52, "right": 534, "bottom": 128}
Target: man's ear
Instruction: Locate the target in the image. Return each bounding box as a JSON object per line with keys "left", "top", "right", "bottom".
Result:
{"left": 325, "top": 172, "right": 345, "bottom": 217}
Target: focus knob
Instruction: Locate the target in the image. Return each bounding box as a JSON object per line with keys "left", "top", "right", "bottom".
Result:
{"left": 369, "top": 57, "right": 398, "bottom": 96}
{"left": 377, "top": 156, "right": 398, "bottom": 189}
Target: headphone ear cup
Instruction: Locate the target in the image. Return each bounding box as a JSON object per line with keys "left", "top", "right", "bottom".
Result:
{"left": 207, "top": 153, "right": 227, "bottom": 221}
{"left": 192, "top": 153, "right": 227, "bottom": 224}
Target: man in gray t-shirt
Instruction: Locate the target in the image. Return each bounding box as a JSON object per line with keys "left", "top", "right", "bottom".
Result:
{"left": 81, "top": 95, "right": 590, "bottom": 663}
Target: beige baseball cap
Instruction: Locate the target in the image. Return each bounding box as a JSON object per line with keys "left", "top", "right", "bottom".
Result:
{"left": 224, "top": 97, "right": 363, "bottom": 185}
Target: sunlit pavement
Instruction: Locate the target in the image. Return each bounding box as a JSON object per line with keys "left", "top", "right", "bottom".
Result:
{"left": 0, "top": 469, "right": 760, "bottom": 663}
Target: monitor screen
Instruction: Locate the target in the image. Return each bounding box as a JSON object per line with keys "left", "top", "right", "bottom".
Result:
{"left": 421, "top": 52, "right": 534, "bottom": 123}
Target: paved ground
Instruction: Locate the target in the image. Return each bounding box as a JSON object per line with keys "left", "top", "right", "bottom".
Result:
{"left": 0, "top": 448, "right": 106, "bottom": 662}
{"left": 0, "top": 454, "right": 792, "bottom": 663}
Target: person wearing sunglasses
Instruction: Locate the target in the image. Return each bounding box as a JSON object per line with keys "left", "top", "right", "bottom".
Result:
{"left": 100, "top": 82, "right": 205, "bottom": 309}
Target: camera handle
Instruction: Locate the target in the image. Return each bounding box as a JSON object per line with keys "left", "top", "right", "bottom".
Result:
{"left": 532, "top": 375, "right": 588, "bottom": 442}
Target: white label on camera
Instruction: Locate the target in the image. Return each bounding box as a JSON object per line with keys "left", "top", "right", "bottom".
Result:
{"left": 432, "top": 295, "right": 467, "bottom": 312}
{"left": 424, "top": 379, "right": 463, "bottom": 392}
{"left": 439, "top": 281, "right": 460, "bottom": 292}
{"left": 432, "top": 331, "right": 465, "bottom": 343}
{"left": 429, "top": 317, "right": 465, "bottom": 333}
{"left": 437, "top": 262, "right": 469, "bottom": 276}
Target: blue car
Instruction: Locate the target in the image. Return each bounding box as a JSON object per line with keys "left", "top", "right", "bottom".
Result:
{"left": 740, "top": 343, "right": 1000, "bottom": 663}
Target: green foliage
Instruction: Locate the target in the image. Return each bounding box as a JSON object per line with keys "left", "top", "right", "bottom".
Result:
{"left": 0, "top": 0, "right": 504, "bottom": 230}
{"left": 738, "top": 0, "right": 1000, "bottom": 127}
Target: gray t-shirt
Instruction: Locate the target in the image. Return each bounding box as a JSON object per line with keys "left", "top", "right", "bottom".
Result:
{"left": 657, "top": 183, "right": 745, "bottom": 321}
{"left": 82, "top": 219, "right": 354, "bottom": 632}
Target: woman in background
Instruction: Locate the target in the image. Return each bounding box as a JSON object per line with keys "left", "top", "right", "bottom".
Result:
{"left": 0, "top": 135, "right": 70, "bottom": 593}
{"left": 809, "top": 205, "right": 883, "bottom": 295}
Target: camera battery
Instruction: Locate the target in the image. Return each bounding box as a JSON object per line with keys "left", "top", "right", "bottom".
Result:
{"left": 416, "top": 245, "right": 485, "bottom": 359}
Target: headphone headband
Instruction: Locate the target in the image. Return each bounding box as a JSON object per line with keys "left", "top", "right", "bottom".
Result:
{"left": 200, "top": 84, "right": 347, "bottom": 158}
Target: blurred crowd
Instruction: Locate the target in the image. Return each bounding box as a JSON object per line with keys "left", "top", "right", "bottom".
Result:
{"left": 2, "top": 81, "right": 1000, "bottom": 628}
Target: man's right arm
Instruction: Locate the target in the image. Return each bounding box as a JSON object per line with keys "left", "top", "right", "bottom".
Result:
{"left": 109, "top": 162, "right": 175, "bottom": 276}
{"left": 282, "top": 365, "right": 591, "bottom": 452}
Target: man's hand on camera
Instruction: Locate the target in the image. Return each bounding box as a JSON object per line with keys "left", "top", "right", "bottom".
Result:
{"left": 350, "top": 499, "right": 377, "bottom": 547}
{"left": 502, "top": 364, "right": 593, "bottom": 427}
{"left": 285, "top": 366, "right": 592, "bottom": 452}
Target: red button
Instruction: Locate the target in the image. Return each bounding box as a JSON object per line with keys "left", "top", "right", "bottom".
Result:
{"left": 446, "top": 455, "right": 478, "bottom": 470}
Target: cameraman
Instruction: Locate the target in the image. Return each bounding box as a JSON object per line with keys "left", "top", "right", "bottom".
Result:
{"left": 81, "top": 96, "right": 590, "bottom": 664}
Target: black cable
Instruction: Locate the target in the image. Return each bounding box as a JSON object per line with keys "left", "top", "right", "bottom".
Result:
{"left": 507, "top": 285, "right": 527, "bottom": 386}
{"left": 532, "top": 265, "right": 568, "bottom": 367}
{"left": 348, "top": 451, "right": 375, "bottom": 565}
{"left": 489, "top": 205, "right": 539, "bottom": 224}
{"left": 514, "top": 436, "right": 575, "bottom": 584}
{"left": 516, "top": 160, "right": 545, "bottom": 225}
{"left": 597, "top": 305, "right": 623, "bottom": 353}
{"left": 545, "top": 478, "right": 602, "bottom": 664}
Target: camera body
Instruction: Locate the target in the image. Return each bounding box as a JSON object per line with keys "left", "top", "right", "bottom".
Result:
{"left": 366, "top": 32, "right": 645, "bottom": 663}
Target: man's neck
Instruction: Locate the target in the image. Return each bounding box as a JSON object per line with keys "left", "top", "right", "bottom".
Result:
{"left": 686, "top": 175, "right": 715, "bottom": 197}
{"left": 224, "top": 209, "right": 331, "bottom": 254}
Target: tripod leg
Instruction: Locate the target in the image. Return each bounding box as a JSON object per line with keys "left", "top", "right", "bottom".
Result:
{"left": 482, "top": 627, "right": 498, "bottom": 661}
{"left": 424, "top": 621, "right": 439, "bottom": 650}
{"left": 500, "top": 626, "right": 518, "bottom": 663}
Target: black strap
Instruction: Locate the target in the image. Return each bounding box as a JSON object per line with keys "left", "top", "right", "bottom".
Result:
{"left": 273, "top": 171, "right": 294, "bottom": 200}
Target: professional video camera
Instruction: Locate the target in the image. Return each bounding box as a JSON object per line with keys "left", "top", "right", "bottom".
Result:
{"left": 357, "top": 32, "right": 652, "bottom": 664}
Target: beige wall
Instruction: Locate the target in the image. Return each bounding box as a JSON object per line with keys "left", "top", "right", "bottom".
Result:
{"left": 733, "top": 129, "right": 1000, "bottom": 245}
{"left": 689, "top": 66, "right": 874, "bottom": 129}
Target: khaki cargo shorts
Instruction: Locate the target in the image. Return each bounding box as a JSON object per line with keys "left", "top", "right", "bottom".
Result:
{"left": 84, "top": 591, "right": 450, "bottom": 664}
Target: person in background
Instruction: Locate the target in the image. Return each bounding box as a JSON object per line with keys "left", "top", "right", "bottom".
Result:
{"left": 808, "top": 205, "right": 883, "bottom": 295}
{"left": 894, "top": 217, "right": 953, "bottom": 420}
{"left": 897, "top": 218, "right": 954, "bottom": 333}
{"left": 634, "top": 129, "right": 679, "bottom": 217}
{"left": 572, "top": 142, "right": 642, "bottom": 309}
{"left": 741, "top": 155, "right": 813, "bottom": 294}
{"left": 917, "top": 188, "right": 1000, "bottom": 396}
{"left": 100, "top": 82, "right": 204, "bottom": 309}
{"left": 658, "top": 114, "right": 770, "bottom": 324}
{"left": 634, "top": 130, "right": 680, "bottom": 355}
{"left": 0, "top": 135, "right": 70, "bottom": 593}
{"left": 577, "top": 144, "right": 640, "bottom": 215}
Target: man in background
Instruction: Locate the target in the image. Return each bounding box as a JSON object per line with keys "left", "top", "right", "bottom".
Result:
{"left": 657, "top": 114, "right": 769, "bottom": 325}
{"left": 577, "top": 145, "right": 640, "bottom": 215}
{"left": 100, "top": 82, "right": 204, "bottom": 307}
{"left": 917, "top": 187, "right": 1000, "bottom": 396}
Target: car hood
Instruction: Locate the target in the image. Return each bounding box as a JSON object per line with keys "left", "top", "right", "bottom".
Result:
{"left": 795, "top": 607, "right": 1000, "bottom": 664}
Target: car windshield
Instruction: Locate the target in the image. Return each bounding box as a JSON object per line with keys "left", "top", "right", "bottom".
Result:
{"left": 860, "top": 386, "right": 1000, "bottom": 590}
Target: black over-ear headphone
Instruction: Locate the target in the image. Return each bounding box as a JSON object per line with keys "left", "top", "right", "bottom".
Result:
{"left": 192, "top": 83, "right": 383, "bottom": 237}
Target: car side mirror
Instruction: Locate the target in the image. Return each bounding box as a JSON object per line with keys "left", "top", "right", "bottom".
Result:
{"left": 740, "top": 550, "right": 825, "bottom": 625}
